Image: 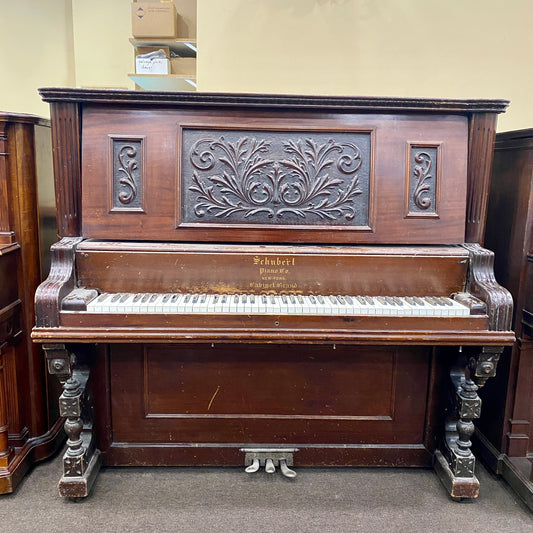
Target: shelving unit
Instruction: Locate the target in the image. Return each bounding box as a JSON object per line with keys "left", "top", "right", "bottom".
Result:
{"left": 129, "top": 38, "right": 197, "bottom": 56}
{"left": 128, "top": 74, "right": 197, "bottom": 91}
{"left": 129, "top": 38, "right": 197, "bottom": 92}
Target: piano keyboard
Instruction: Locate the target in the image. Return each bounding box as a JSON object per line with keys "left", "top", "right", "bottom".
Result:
{"left": 85, "top": 293, "right": 471, "bottom": 317}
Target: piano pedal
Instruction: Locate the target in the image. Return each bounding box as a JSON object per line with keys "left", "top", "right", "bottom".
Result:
{"left": 265, "top": 458, "right": 276, "bottom": 474}
{"left": 241, "top": 448, "right": 298, "bottom": 478}
{"left": 279, "top": 459, "right": 297, "bottom": 478}
{"left": 244, "top": 458, "right": 260, "bottom": 473}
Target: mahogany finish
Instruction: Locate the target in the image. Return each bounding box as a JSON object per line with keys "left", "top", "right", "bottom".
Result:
{"left": 0, "top": 113, "right": 63, "bottom": 494}
{"left": 477, "top": 129, "right": 533, "bottom": 510}
{"left": 33, "top": 89, "right": 513, "bottom": 500}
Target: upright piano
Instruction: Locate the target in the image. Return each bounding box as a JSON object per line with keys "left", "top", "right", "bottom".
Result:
{"left": 32, "top": 88, "right": 514, "bottom": 500}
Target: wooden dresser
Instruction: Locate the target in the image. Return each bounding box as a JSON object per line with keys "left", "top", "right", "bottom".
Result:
{"left": 0, "top": 112, "right": 63, "bottom": 494}
{"left": 477, "top": 128, "right": 533, "bottom": 510}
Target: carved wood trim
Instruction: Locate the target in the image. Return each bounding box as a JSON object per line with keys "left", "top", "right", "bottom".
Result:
{"left": 50, "top": 103, "right": 82, "bottom": 237}
{"left": 405, "top": 142, "right": 441, "bottom": 218}
{"left": 465, "top": 114, "right": 498, "bottom": 244}
{"left": 463, "top": 243, "right": 513, "bottom": 331}
{"left": 34, "top": 237, "right": 83, "bottom": 328}
{"left": 108, "top": 136, "right": 145, "bottom": 213}
{"left": 39, "top": 88, "right": 510, "bottom": 114}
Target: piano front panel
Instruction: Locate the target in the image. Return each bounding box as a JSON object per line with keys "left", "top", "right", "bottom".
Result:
{"left": 81, "top": 107, "right": 468, "bottom": 244}
{"left": 110, "top": 343, "right": 432, "bottom": 464}
{"left": 74, "top": 242, "right": 469, "bottom": 296}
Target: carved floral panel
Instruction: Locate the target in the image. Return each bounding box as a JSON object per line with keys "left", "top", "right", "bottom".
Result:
{"left": 180, "top": 129, "right": 372, "bottom": 227}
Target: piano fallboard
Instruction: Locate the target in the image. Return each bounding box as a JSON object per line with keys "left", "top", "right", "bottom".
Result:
{"left": 73, "top": 241, "right": 470, "bottom": 296}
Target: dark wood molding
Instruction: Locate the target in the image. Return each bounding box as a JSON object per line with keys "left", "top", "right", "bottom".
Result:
{"left": 39, "top": 88, "right": 510, "bottom": 114}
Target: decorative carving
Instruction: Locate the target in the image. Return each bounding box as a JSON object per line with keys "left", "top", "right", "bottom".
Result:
{"left": 413, "top": 152, "right": 433, "bottom": 209}
{"left": 43, "top": 344, "right": 101, "bottom": 497}
{"left": 111, "top": 138, "right": 143, "bottom": 211}
{"left": 181, "top": 130, "right": 371, "bottom": 227}
{"left": 406, "top": 145, "right": 439, "bottom": 217}
{"left": 438, "top": 345, "right": 503, "bottom": 496}
{"left": 34, "top": 237, "right": 82, "bottom": 328}
{"left": 463, "top": 243, "right": 514, "bottom": 331}
{"left": 61, "top": 376, "right": 86, "bottom": 472}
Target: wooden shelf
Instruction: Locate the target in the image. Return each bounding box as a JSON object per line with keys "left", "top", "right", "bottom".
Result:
{"left": 128, "top": 74, "right": 197, "bottom": 92}
{"left": 129, "top": 38, "right": 196, "bottom": 57}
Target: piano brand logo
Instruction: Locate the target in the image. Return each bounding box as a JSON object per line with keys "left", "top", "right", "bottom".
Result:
{"left": 253, "top": 256, "right": 295, "bottom": 266}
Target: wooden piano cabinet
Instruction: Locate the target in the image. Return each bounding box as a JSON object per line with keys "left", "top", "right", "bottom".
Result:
{"left": 476, "top": 129, "right": 533, "bottom": 510}
{"left": 33, "top": 89, "right": 514, "bottom": 501}
{"left": 0, "top": 114, "right": 63, "bottom": 494}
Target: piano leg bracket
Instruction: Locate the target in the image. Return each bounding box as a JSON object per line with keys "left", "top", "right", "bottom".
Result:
{"left": 43, "top": 344, "right": 102, "bottom": 500}
{"left": 59, "top": 448, "right": 102, "bottom": 500}
{"left": 241, "top": 448, "right": 298, "bottom": 478}
{"left": 434, "top": 449, "right": 480, "bottom": 501}
{"left": 436, "top": 346, "right": 504, "bottom": 500}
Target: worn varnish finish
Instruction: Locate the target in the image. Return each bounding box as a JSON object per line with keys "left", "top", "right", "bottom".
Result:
{"left": 33, "top": 89, "right": 513, "bottom": 500}
{"left": 0, "top": 113, "right": 63, "bottom": 494}
{"left": 476, "top": 129, "right": 533, "bottom": 510}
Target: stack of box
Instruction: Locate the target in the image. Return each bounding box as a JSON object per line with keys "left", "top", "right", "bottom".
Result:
{"left": 131, "top": 1, "right": 196, "bottom": 77}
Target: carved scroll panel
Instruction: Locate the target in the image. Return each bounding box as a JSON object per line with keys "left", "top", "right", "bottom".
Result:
{"left": 179, "top": 129, "right": 372, "bottom": 228}
{"left": 109, "top": 136, "right": 145, "bottom": 213}
{"left": 405, "top": 143, "right": 441, "bottom": 218}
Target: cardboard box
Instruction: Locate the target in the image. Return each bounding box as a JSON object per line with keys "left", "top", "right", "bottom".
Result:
{"left": 136, "top": 57, "right": 170, "bottom": 74}
{"left": 170, "top": 57, "right": 196, "bottom": 76}
{"left": 174, "top": 0, "right": 197, "bottom": 39}
{"left": 132, "top": 2, "right": 177, "bottom": 38}
{"left": 135, "top": 46, "right": 170, "bottom": 74}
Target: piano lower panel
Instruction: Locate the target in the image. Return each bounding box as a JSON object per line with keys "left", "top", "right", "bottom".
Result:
{"left": 101, "top": 343, "right": 437, "bottom": 466}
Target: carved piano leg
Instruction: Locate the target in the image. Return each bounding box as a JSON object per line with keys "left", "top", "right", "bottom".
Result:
{"left": 44, "top": 344, "right": 101, "bottom": 499}
{"left": 435, "top": 346, "right": 502, "bottom": 500}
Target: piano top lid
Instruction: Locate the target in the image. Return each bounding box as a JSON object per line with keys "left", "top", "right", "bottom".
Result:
{"left": 38, "top": 88, "right": 510, "bottom": 114}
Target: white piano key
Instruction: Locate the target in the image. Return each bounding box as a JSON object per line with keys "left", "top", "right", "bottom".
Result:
{"left": 279, "top": 294, "right": 291, "bottom": 314}
{"left": 289, "top": 294, "right": 303, "bottom": 314}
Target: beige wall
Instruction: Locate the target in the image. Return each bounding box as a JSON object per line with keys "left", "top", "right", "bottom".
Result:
{"left": 0, "top": 0, "right": 75, "bottom": 117}
{"left": 197, "top": 0, "right": 532, "bottom": 131}
{"left": 0, "top": 0, "right": 133, "bottom": 117}
{"left": 0, "top": 0, "right": 530, "bottom": 130}
{"left": 71, "top": 0, "right": 133, "bottom": 90}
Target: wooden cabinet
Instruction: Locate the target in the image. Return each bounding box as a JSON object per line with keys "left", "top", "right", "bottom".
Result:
{"left": 477, "top": 128, "right": 533, "bottom": 510}
{"left": 0, "top": 113, "right": 63, "bottom": 494}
